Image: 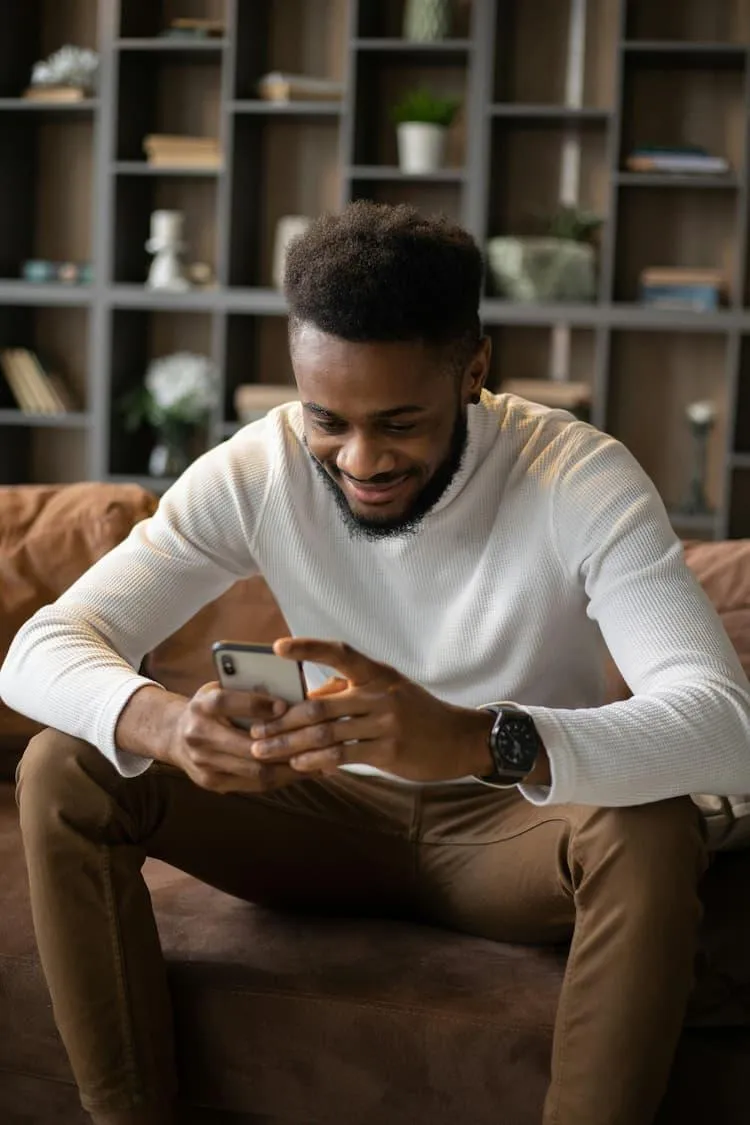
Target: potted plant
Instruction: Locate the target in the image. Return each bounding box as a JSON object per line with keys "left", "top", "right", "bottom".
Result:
{"left": 119, "top": 351, "right": 218, "bottom": 477}
{"left": 487, "top": 205, "right": 603, "bottom": 303}
{"left": 391, "top": 88, "right": 460, "bottom": 174}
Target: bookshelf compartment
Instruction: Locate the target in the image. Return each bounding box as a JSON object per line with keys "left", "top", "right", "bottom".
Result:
{"left": 733, "top": 339, "right": 750, "bottom": 455}
{"left": 607, "top": 331, "right": 728, "bottom": 515}
{"left": 224, "top": 315, "right": 296, "bottom": 425}
{"left": 119, "top": 1, "right": 227, "bottom": 40}
{"left": 493, "top": 0, "right": 618, "bottom": 108}
{"left": 728, "top": 469, "right": 750, "bottom": 538}
{"left": 108, "top": 308, "right": 214, "bottom": 476}
{"left": 625, "top": 0, "right": 750, "bottom": 44}
{"left": 113, "top": 173, "right": 218, "bottom": 285}
{"left": 228, "top": 116, "right": 341, "bottom": 289}
{"left": 356, "top": 0, "right": 472, "bottom": 39}
{"left": 0, "top": 304, "right": 88, "bottom": 415}
{"left": 0, "top": 0, "right": 98, "bottom": 98}
{"left": 116, "top": 49, "right": 222, "bottom": 163}
{"left": 0, "top": 115, "right": 94, "bottom": 282}
{"left": 353, "top": 54, "right": 468, "bottom": 169}
{"left": 620, "top": 64, "right": 745, "bottom": 175}
{"left": 613, "top": 188, "right": 737, "bottom": 304}
{"left": 486, "top": 121, "right": 609, "bottom": 297}
{"left": 487, "top": 324, "right": 595, "bottom": 410}
{"left": 234, "top": 0, "right": 347, "bottom": 102}
{"left": 349, "top": 176, "right": 463, "bottom": 220}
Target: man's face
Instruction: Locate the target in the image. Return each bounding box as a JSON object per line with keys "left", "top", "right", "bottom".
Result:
{"left": 291, "top": 324, "right": 488, "bottom": 539}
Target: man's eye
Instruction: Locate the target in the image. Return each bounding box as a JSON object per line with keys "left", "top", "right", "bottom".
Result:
{"left": 314, "top": 418, "right": 346, "bottom": 433}
{"left": 383, "top": 423, "right": 416, "bottom": 434}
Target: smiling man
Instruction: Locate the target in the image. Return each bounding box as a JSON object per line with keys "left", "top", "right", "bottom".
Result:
{"left": 2, "top": 202, "right": 750, "bottom": 1125}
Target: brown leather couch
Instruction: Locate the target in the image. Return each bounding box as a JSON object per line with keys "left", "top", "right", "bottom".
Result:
{"left": 1, "top": 482, "right": 749, "bottom": 1125}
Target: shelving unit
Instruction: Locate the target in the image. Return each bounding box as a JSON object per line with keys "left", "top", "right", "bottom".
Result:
{"left": 0, "top": 0, "right": 749, "bottom": 536}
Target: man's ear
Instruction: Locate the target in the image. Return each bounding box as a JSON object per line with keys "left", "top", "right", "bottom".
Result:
{"left": 463, "top": 336, "right": 491, "bottom": 405}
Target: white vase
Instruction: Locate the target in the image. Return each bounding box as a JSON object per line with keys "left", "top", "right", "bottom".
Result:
{"left": 146, "top": 210, "right": 189, "bottom": 292}
{"left": 403, "top": 0, "right": 451, "bottom": 41}
{"left": 397, "top": 122, "right": 447, "bottom": 174}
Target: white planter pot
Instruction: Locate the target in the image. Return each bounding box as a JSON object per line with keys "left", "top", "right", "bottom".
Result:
{"left": 397, "top": 122, "right": 447, "bottom": 174}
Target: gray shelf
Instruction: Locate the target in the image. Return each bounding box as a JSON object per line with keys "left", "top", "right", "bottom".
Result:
{"left": 0, "top": 282, "right": 93, "bottom": 306}
{"left": 113, "top": 161, "right": 223, "bottom": 177}
{"left": 105, "top": 472, "right": 176, "bottom": 494}
{"left": 348, "top": 165, "right": 466, "bottom": 182}
{"left": 230, "top": 100, "right": 344, "bottom": 116}
{"left": 615, "top": 172, "right": 740, "bottom": 189}
{"left": 731, "top": 453, "right": 750, "bottom": 470}
{"left": 0, "top": 410, "right": 90, "bottom": 428}
{"left": 0, "top": 98, "right": 98, "bottom": 112}
{"left": 480, "top": 300, "right": 603, "bottom": 327}
{"left": 353, "top": 38, "right": 472, "bottom": 53}
{"left": 490, "top": 104, "right": 611, "bottom": 122}
{"left": 106, "top": 285, "right": 220, "bottom": 311}
{"left": 115, "top": 38, "right": 227, "bottom": 52}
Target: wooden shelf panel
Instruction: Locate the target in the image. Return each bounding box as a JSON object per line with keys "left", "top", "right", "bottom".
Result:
{"left": 622, "top": 41, "right": 747, "bottom": 65}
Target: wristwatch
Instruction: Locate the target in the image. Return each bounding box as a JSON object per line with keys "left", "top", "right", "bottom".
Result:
{"left": 475, "top": 704, "right": 542, "bottom": 787}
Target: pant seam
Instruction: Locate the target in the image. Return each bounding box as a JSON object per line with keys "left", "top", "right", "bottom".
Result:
{"left": 88, "top": 841, "right": 142, "bottom": 1111}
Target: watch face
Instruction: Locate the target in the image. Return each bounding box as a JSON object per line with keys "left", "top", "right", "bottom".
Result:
{"left": 492, "top": 709, "right": 539, "bottom": 776}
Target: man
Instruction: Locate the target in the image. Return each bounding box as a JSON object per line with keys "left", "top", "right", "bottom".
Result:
{"left": 2, "top": 202, "right": 750, "bottom": 1125}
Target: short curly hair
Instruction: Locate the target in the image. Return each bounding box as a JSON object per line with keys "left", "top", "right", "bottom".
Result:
{"left": 284, "top": 201, "right": 483, "bottom": 366}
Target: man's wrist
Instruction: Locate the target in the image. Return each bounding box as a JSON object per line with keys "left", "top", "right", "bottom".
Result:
{"left": 456, "top": 706, "right": 497, "bottom": 778}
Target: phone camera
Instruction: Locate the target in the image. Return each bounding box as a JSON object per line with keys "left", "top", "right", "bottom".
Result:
{"left": 221, "top": 655, "right": 236, "bottom": 676}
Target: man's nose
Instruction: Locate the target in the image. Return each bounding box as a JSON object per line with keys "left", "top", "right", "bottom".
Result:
{"left": 337, "top": 434, "right": 397, "bottom": 480}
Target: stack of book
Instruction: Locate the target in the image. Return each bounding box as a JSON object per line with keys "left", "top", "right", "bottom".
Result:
{"left": 639, "top": 268, "right": 725, "bottom": 312}
{"left": 163, "top": 17, "right": 225, "bottom": 38}
{"left": 626, "top": 146, "right": 730, "bottom": 176}
{"left": 257, "top": 72, "right": 344, "bottom": 103}
{"left": 143, "top": 134, "right": 222, "bottom": 170}
{"left": 0, "top": 349, "right": 74, "bottom": 415}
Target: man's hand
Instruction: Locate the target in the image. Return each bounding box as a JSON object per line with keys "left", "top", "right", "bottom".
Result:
{"left": 247, "top": 638, "right": 496, "bottom": 782}
{"left": 116, "top": 682, "right": 306, "bottom": 795}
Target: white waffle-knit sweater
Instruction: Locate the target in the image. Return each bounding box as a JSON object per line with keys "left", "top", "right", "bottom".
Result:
{"left": 2, "top": 391, "right": 750, "bottom": 808}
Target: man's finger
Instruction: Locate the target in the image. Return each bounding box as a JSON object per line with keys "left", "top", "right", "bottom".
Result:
{"left": 199, "top": 684, "right": 288, "bottom": 722}
{"left": 249, "top": 691, "right": 371, "bottom": 739}
{"left": 274, "top": 637, "right": 390, "bottom": 686}
{"left": 251, "top": 715, "right": 374, "bottom": 761}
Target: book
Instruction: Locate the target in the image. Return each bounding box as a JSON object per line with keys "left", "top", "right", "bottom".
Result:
{"left": 626, "top": 153, "right": 730, "bottom": 175}
{"left": 0, "top": 348, "right": 72, "bottom": 415}
{"left": 22, "top": 85, "right": 88, "bottom": 103}
{"left": 143, "top": 134, "right": 222, "bottom": 168}
{"left": 640, "top": 267, "right": 725, "bottom": 288}
{"left": 169, "top": 17, "right": 225, "bottom": 36}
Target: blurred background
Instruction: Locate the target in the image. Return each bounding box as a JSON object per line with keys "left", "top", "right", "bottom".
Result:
{"left": 0, "top": 0, "right": 749, "bottom": 540}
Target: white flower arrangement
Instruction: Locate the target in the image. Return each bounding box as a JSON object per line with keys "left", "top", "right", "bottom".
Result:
{"left": 685, "top": 400, "right": 716, "bottom": 428}
{"left": 121, "top": 352, "right": 218, "bottom": 432}
{"left": 31, "top": 46, "right": 100, "bottom": 93}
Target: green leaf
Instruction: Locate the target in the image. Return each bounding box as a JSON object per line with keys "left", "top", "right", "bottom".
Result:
{"left": 391, "top": 88, "right": 460, "bottom": 127}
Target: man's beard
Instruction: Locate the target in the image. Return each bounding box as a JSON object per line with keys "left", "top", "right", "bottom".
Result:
{"left": 307, "top": 407, "right": 468, "bottom": 541}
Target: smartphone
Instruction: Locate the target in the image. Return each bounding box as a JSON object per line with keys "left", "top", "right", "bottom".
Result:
{"left": 212, "top": 641, "right": 307, "bottom": 730}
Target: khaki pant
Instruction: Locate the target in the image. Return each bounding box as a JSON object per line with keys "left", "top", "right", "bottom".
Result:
{"left": 16, "top": 729, "right": 707, "bottom": 1125}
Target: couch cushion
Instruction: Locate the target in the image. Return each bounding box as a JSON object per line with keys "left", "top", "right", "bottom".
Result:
{"left": 1, "top": 783, "right": 749, "bottom": 1123}
{"left": 0, "top": 483, "right": 157, "bottom": 771}
{"left": 143, "top": 575, "right": 289, "bottom": 698}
